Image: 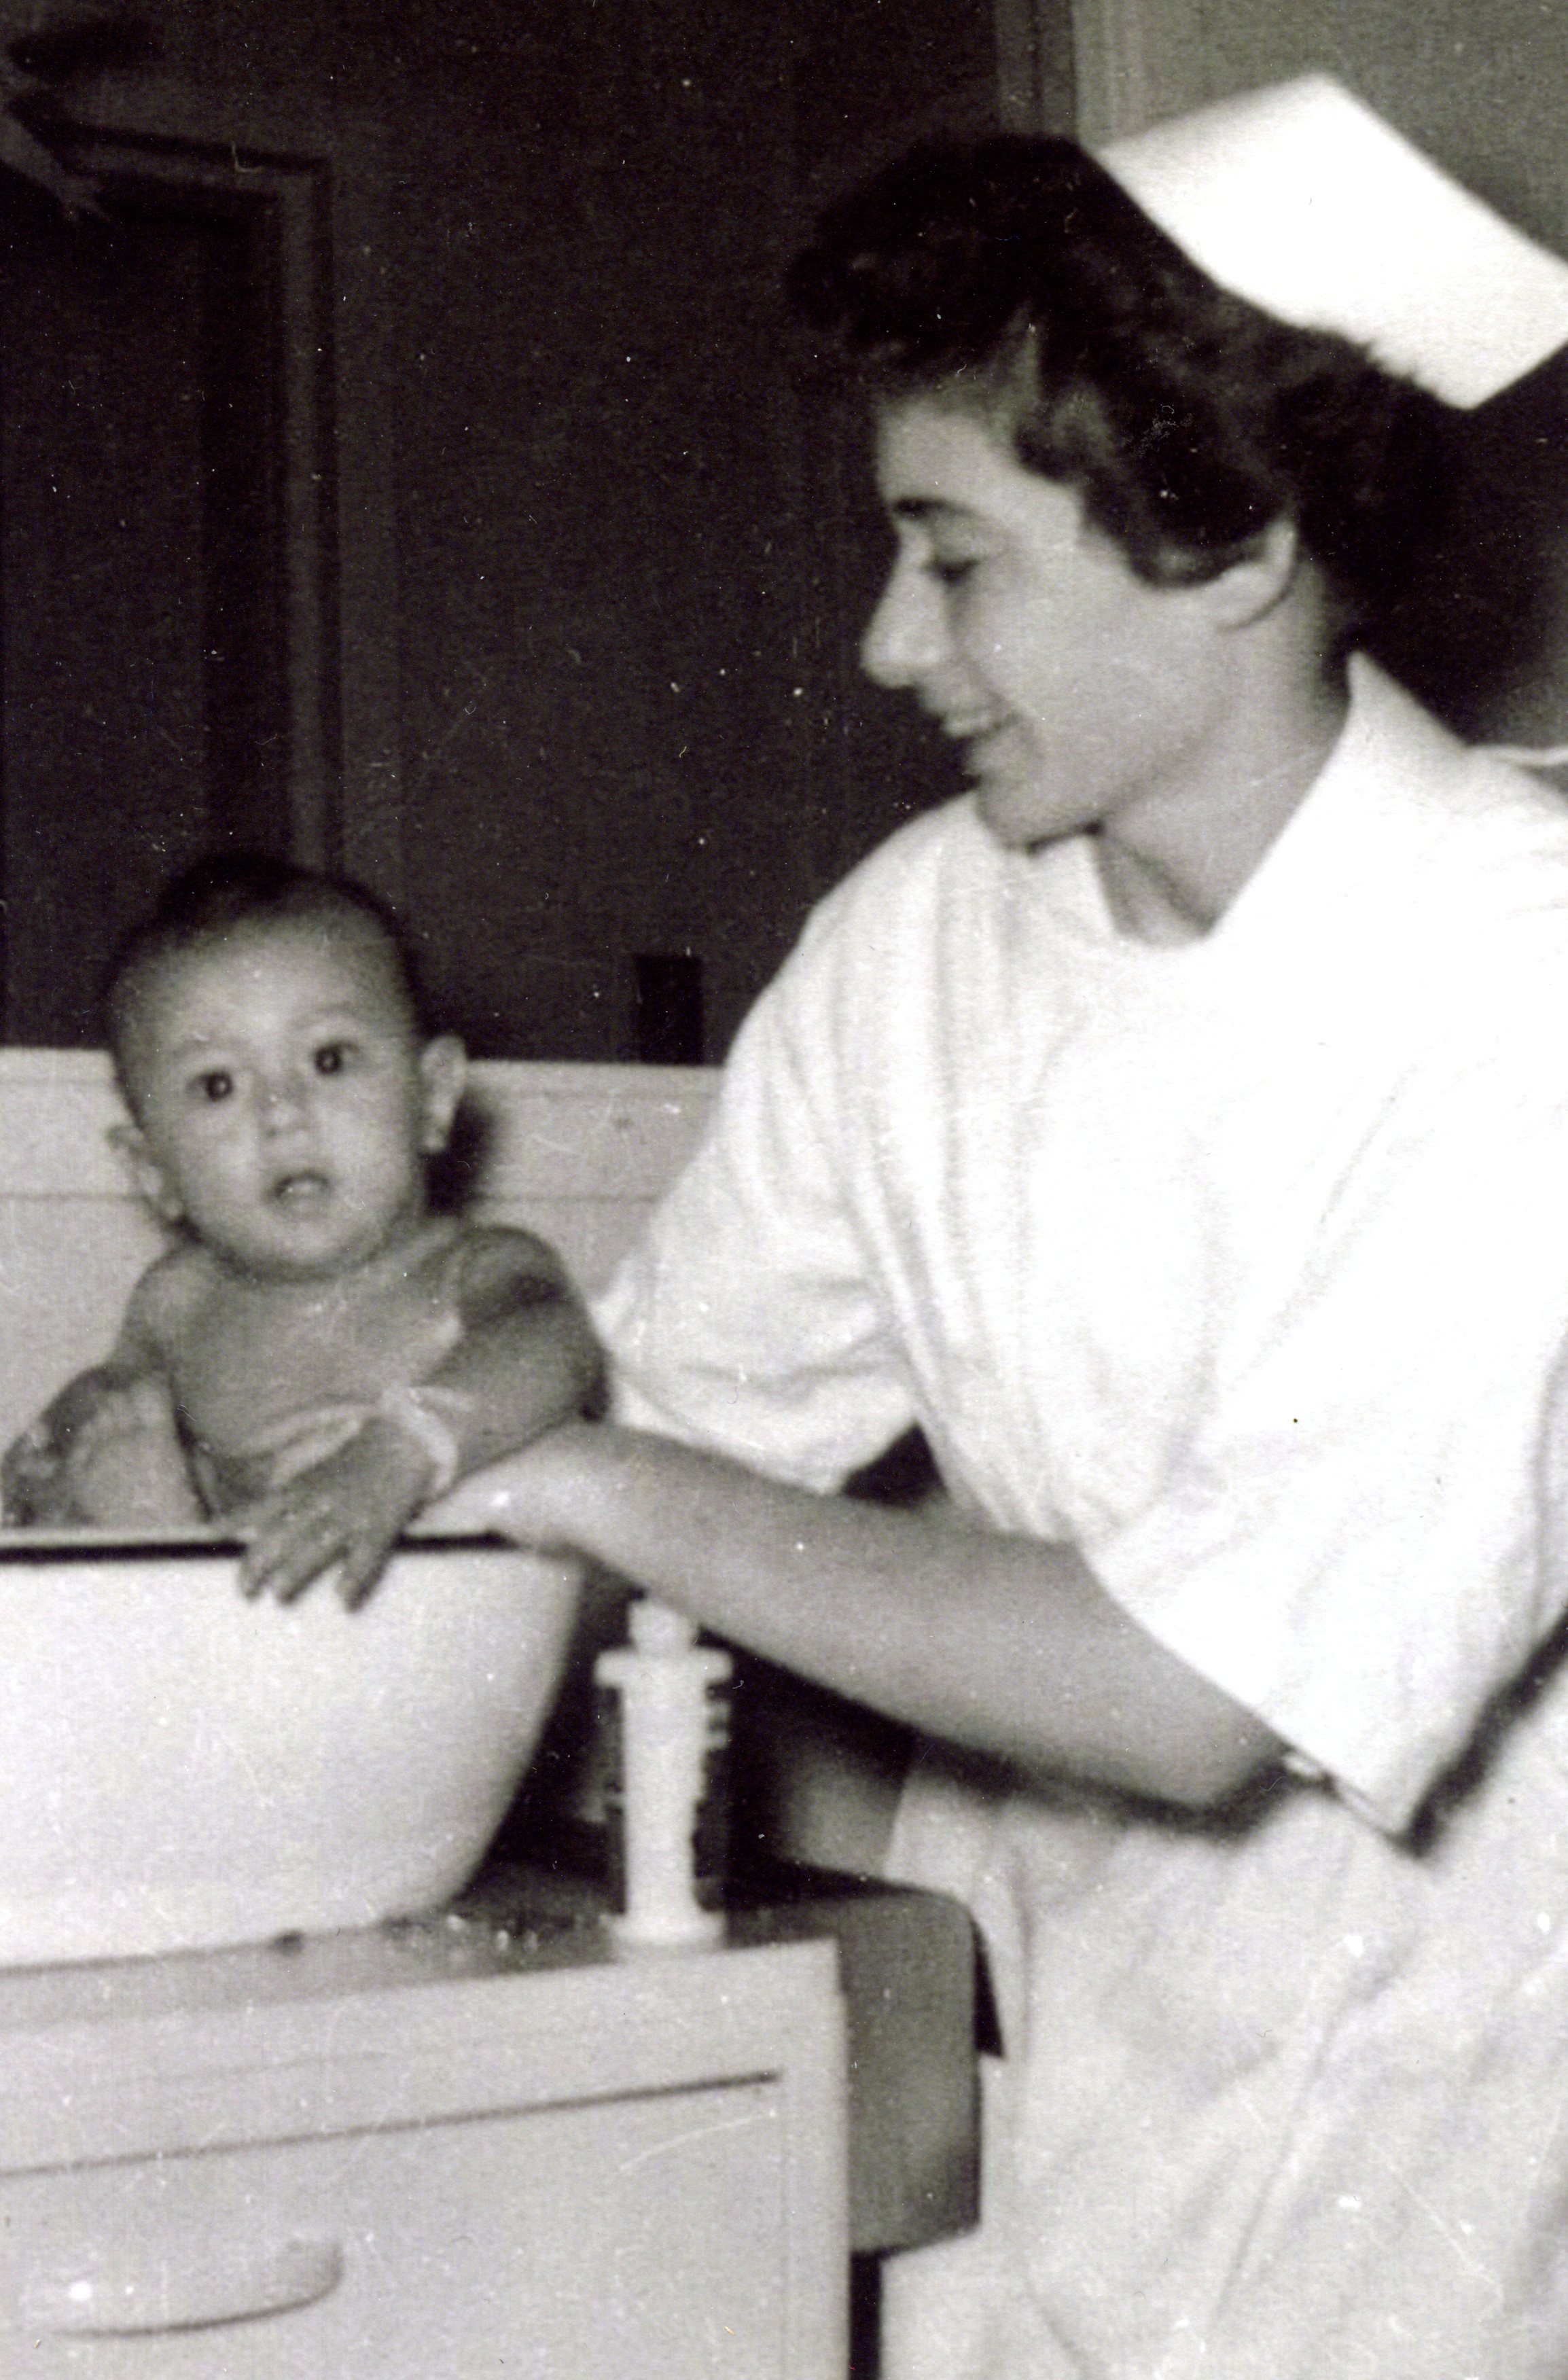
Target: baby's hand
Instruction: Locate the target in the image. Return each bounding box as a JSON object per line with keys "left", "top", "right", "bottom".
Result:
{"left": 239, "top": 1415, "right": 438, "bottom": 1608}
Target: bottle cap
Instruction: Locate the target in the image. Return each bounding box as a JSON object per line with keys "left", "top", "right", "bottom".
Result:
{"left": 628, "top": 1595, "right": 698, "bottom": 1654}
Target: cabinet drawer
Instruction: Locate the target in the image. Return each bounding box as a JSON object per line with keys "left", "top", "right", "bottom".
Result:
{"left": 0, "top": 2079, "right": 790, "bottom": 2378}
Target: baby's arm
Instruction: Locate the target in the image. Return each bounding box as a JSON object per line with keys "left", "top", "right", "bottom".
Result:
{"left": 416, "top": 1226, "right": 605, "bottom": 1468}
{"left": 243, "top": 1228, "right": 602, "bottom": 1605}
{"left": 2, "top": 1266, "right": 205, "bottom": 1528}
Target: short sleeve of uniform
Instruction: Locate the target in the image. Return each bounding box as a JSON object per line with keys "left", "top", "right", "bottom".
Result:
{"left": 1090, "top": 984, "right": 1568, "bottom": 1836}
{"left": 594, "top": 902, "right": 918, "bottom": 1491}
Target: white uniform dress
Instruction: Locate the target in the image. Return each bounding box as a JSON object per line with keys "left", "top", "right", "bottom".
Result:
{"left": 596, "top": 658, "right": 1568, "bottom": 2379}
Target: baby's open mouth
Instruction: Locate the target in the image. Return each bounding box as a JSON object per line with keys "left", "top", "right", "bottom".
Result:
{"left": 269, "top": 1170, "right": 332, "bottom": 1204}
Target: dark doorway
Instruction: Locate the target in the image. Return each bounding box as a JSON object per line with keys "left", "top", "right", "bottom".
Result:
{"left": 0, "top": 162, "right": 298, "bottom": 1043}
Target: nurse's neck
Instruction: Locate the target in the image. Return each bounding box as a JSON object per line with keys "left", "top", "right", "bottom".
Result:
{"left": 1093, "top": 593, "right": 1351, "bottom": 945}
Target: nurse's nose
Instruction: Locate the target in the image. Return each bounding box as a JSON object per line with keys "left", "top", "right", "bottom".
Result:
{"left": 860, "top": 550, "right": 947, "bottom": 691}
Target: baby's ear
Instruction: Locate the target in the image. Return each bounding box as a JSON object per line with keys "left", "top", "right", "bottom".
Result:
{"left": 107, "top": 1122, "right": 185, "bottom": 1226}
{"left": 416, "top": 1035, "right": 467, "bottom": 1155}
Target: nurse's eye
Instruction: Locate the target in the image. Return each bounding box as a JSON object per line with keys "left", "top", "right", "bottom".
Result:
{"left": 313, "top": 1040, "right": 355, "bottom": 1077}
{"left": 930, "top": 555, "right": 980, "bottom": 589}
{"left": 193, "top": 1069, "right": 234, "bottom": 1104}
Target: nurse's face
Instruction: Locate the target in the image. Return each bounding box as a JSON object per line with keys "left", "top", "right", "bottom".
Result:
{"left": 862, "top": 398, "right": 1232, "bottom": 855}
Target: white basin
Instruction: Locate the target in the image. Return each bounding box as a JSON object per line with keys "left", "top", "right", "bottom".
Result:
{"left": 0, "top": 1529, "right": 581, "bottom": 1967}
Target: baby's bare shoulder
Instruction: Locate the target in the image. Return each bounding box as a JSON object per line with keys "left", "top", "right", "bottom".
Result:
{"left": 122, "top": 1240, "right": 221, "bottom": 1361}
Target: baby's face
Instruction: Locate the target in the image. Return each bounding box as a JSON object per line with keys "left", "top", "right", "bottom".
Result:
{"left": 119, "top": 919, "right": 463, "bottom": 1281}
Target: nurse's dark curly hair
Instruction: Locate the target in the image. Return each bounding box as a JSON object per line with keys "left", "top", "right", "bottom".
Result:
{"left": 789, "top": 137, "right": 1446, "bottom": 620}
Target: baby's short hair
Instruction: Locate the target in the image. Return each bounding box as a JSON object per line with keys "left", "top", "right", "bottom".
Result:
{"left": 105, "top": 852, "right": 431, "bottom": 1100}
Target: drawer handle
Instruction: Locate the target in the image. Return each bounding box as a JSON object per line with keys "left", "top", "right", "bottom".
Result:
{"left": 22, "top": 2237, "right": 344, "bottom": 2335}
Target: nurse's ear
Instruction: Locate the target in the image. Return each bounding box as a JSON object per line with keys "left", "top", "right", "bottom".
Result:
{"left": 1202, "top": 516, "right": 1302, "bottom": 630}
{"left": 108, "top": 1122, "right": 186, "bottom": 1227}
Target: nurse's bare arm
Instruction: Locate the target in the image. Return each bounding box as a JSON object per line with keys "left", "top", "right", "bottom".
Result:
{"left": 457, "top": 1420, "right": 1286, "bottom": 1812}
{"left": 1, "top": 1259, "right": 204, "bottom": 1526}
{"left": 243, "top": 1229, "right": 603, "bottom": 1607}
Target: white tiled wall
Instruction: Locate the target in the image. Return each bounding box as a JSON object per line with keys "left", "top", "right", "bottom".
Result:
{"left": 0, "top": 1050, "right": 719, "bottom": 1451}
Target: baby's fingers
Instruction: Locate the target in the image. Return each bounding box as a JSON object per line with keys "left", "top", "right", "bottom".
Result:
{"left": 333, "top": 1519, "right": 402, "bottom": 1612}
{"left": 240, "top": 1500, "right": 347, "bottom": 1603}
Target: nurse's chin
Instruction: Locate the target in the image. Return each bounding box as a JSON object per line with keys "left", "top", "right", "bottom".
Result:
{"left": 970, "top": 778, "right": 1082, "bottom": 853}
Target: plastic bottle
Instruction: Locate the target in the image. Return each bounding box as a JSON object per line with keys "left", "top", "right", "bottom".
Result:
{"left": 594, "top": 1597, "right": 732, "bottom": 1949}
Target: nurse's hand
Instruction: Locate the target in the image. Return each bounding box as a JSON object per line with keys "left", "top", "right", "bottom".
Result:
{"left": 429, "top": 1416, "right": 624, "bottom": 1554}
{"left": 238, "top": 1415, "right": 436, "bottom": 1609}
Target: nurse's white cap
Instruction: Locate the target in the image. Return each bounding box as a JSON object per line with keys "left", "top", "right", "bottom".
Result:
{"left": 1099, "top": 74, "right": 1568, "bottom": 408}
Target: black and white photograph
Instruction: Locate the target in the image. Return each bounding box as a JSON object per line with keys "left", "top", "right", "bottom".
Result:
{"left": 0, "top": 4, "right": 1565, "bottom": 2374}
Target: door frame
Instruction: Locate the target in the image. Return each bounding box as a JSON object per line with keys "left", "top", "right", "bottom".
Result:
{"left": 45, "top": 74, "right": 403, "bottom": 902}
{"left": 995, "top": 0, "right": 1208, "bottom": 142}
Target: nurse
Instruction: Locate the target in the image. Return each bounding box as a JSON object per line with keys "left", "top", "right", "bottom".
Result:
{"left": 475, "top": 80, "right": 1568, "bottom": 2379}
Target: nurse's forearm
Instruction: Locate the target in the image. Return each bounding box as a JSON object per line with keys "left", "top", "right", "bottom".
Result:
{"left": 467, "top": 1421, "right": 1284, "bottom": 1811}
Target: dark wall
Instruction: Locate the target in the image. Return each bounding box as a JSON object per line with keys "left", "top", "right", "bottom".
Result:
{"left": 124, "top": 0, "right": 1020, "bottom": 1061}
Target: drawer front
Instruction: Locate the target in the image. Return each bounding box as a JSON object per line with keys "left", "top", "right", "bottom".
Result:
{"left": 0, "top": 2078, "right": 791, "bottom": 2379}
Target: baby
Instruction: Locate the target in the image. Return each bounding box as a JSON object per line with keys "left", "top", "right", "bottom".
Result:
{"left": 2, "top": 854, "right": 601, "bottom": 1605}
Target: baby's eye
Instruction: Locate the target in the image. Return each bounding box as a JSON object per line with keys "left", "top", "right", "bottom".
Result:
{"left": 313, "top": 1041, "right": 355, "bottom": 1077}
{"left": 930, "top": 554, "right": 980, "bottom": 589}
{"left": 194, "top": 1069, "right": 233, "bottom": 1104}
